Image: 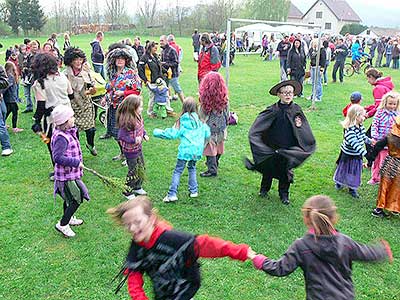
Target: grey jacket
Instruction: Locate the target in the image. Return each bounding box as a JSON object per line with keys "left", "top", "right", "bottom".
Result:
{"left": 260, "top": 232, "right": 388, "bottom": 300}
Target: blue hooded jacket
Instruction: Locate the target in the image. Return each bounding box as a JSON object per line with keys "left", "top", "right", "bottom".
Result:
{"left": 153, "top": 112, "right": 210, "bottom": 161}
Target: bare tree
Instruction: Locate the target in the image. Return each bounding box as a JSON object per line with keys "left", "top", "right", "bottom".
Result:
{"left": 105, "top": 0, "right": 125, "bottom": 29}
{"left": 138, "top": 0, "right": 158, "bottom": 28}
{"left": 175, "top": 0, "right": 189, "bottom": 36}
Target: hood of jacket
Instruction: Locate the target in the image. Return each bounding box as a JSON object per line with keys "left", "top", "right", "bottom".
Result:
{"left": 302, "top": 233, "right": 346, "bottom": 266}
{"left": 180, "top": 112, "right": 202, "bottom": 130}
{"left": 374, "top": 76, "right": 394, "bottom": 90}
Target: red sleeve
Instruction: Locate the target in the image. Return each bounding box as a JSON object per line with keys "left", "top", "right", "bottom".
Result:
{"left": 127, "top": 271, "right": 149, "bottom": 300}
{"left": 124, "top": 88, "right": 141, "bottom": 98}
{"left": 196, "top": 234, "right": 249, "bottom": 261}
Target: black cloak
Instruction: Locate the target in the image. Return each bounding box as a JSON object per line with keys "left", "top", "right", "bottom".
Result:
{"left": 246, "top": 101, "right": 316, "bottom": 175}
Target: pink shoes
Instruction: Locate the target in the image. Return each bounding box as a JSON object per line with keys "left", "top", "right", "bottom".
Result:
{"left": 12, "top": 128, "right": 24, "bottom": 133}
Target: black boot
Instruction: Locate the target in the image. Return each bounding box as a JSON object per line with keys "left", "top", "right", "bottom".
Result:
{"left": 279, "top": 191, "right": 290, "bottom": 205}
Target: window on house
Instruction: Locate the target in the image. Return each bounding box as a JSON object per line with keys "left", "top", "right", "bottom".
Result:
{"left": 316, "top": 11, "right": 323, "bottom": 18}
{"left": 367, "top": 30, "right": 371, "bottom": 34}
{"left": 325, "top": 23, "right": 332, "bottom": 30}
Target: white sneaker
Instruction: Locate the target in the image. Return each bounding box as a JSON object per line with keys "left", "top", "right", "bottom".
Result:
{"left": 163, "top": 195, "right": 178, "bottom": 202}
{"left": 123, "top": 193, "right": 136, "bottom": 200}
{"left": 189, "top": 192, "right": 198, "bottom": 198}
{"left": 133, "top": 188, "right": 147, "bottom": 195}
{"left": 55, "top": 222, "right": 76, "bottom": 238}
{"left": 69, "top": 216, "right": 84, "bottom": 226}
{"left": 1, "top": 148, "right": 13, "bottom": 156}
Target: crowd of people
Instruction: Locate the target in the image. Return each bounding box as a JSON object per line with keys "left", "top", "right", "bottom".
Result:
{"left": 0, "top": 29, "right": 398, "bottom": 300}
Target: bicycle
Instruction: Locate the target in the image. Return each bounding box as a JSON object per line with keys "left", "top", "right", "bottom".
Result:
{"left": 344, "top": 55, "right": 372, "bottom": 77}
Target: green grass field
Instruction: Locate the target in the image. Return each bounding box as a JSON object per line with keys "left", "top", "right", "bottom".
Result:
{"left": 1, "top": 33, "right": 399, "bottom": 300}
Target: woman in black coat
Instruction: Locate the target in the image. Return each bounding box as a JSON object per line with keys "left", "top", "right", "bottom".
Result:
{"left": 286, "top": 39, "right": 306, "bottom": 97}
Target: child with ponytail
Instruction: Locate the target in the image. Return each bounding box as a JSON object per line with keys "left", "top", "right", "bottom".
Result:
{"left": 250, "top": 195, "right": 392, "bottom": 300}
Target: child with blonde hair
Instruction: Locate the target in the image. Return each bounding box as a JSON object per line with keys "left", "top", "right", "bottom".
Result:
{"left": 333, "top": 104, "right": 372, "bottom": 198}
{"left": 368, "top": 92, "right": 400, "bottom": 185}
{"left": 107, "top": 196, "right": 253, "bottom": 300}
{"left": 153, "top": 97, "right": 210, "bottom": 202}
{"left": 251, "top": 195, "right": 392, "bottom": 300}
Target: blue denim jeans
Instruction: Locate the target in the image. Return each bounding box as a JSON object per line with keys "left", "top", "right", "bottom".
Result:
{"left": 311, "top": 67, "right": 323, "bottom": 100}
{"left": 386, "top": 54, "right": 392, "bottom": 67}
{"left": 279, "top": 57, "right": 288, "bottom": 81}
{"left": 23, "top": 84, "right": 34, "bottom": 110}
{"left": 93, "top": 64, "right": 105, "bottom": 79}
{"left": 0, "top": 101, "right": 11, "bottom": 150}
{"left": 168, "top": 159, "right": 198, "bottom": 197}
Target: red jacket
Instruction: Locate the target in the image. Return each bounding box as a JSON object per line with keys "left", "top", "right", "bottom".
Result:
{"left": 197, "top": 43, "right": 221, "bottom": 81}
{"left": 366, "top": 76, "right": 394, "bottom": 118}
{"left": 169, "top": 41, "right": 181, "bottom": 57}
{"left": 127, "top": 222, "right": 249, "bottom": 300}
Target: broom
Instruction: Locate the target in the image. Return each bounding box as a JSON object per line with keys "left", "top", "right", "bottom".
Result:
{"left": 83, "top": 166, "right": 126, "bottom": 192}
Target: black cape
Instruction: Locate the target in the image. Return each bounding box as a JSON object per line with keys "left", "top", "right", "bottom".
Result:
{"left": 246, "top": 101, "right": 316, "bottom": 174}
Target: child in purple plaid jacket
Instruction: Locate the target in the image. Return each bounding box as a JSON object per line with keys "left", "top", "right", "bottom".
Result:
{"left": 117, "top": 95, "right": 149, "bottom": 200}
{"left": 51, "top": 105, "right": 90, "bottom": 238}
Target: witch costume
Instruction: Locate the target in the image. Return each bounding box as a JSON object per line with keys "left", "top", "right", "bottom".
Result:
{"left": 372, "top": 116, "right": 400, "bottom": 216}
{"left": 245, "top": 80, "right": 316, "bottom": 204}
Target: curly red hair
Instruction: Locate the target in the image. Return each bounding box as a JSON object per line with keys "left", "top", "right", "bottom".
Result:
{"left": 199, "top": 72, "right": 228, "bottom": 114}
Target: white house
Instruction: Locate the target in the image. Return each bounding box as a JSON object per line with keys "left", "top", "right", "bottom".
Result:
{"left": 360, "top": 27, "right": 400, "bottom": 39}
{"left": 288, "top": 0, "right": 362, "bottom": 35}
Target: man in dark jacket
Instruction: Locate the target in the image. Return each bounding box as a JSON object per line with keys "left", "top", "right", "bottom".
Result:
{"left": 21, "top": 40, "right": 39, "bottom": 113}
{"left": 0, "top": 65, "right": 12, "bottom": 156}
{"left": 90, "top": 31, "right": 105, "bottom": 79}
{"left": 192, "top": 29, "right": 201, "bottom": 56}
{"left": 160, "top": 35, "right": 185, "bottom": 103}
{"left": 375, "top": 37, "right": 386, "bottom": 68}
{"left": 133, "top": 37, "right": 144, "bottom": 63}
{"left": 277, "top": 35, "right": 291, "bottom": 81}
{"left": 245, "top": 80, "right": 316, "bottom": 205}
{"left": 332, "top": 38, "right": 348, "bottom": 84}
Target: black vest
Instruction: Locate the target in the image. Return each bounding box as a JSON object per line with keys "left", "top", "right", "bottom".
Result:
{"left": 116, "top": 230, "right": 201, "bottom": 300}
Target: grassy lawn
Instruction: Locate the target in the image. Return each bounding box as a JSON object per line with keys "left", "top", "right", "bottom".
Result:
{"left": 1, "top": 32, "right": 399, "bottom": 300}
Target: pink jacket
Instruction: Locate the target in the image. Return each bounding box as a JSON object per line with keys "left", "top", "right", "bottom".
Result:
{"left": 366, "top": 76, "right": 394, "bottom": 118}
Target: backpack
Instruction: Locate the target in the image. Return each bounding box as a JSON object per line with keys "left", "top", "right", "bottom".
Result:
{"left": 228, "top": 112, "right": 238, "bottom": 125}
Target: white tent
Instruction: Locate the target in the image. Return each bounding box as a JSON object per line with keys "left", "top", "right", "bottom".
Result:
{"left": 274, "top": 24, "right": 315, "bottom": 35}
{"left": 235, "top": 23, "right": 282, "bottom": 46}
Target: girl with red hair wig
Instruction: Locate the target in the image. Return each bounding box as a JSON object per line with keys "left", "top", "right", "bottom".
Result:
{"left": 198, "top": 72, "right": 229, "bottom": 177}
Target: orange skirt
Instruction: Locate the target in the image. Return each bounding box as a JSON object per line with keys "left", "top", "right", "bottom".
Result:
{"left": 376, "top": 175, "right": 400, "bottom": 213}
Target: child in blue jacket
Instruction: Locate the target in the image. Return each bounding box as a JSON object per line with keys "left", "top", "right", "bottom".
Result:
{"left": 153, "top": 97, "right": 210, "bottom": 202}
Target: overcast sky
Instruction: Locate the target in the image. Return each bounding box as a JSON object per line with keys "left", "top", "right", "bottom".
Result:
{"left": 39, "top": 0, "right": 400, "bottom": 28}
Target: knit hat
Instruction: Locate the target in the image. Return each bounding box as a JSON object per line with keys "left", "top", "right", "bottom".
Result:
{"left": 350, "top": 92, "right": 362, "bottom": 103}
{"left": 52, "top": 105, "right": 74, "bottom": 126}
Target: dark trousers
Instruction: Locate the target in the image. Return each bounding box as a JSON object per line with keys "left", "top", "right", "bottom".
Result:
{"left": 206, "top": 155, "right": 221, "bottom": 174}
{"left": 332, "top": 60, "right": 345, "bottom": 82}
{"left": 43, "top": 118, "right": 54, "bottom": 166}
{"left": 126, "top": 154, "right": 144, "bottom": 192}
{"left": 76, "top": 127, "right": 96, "bottom": 148}
{"left": 5, "top": 102, "right": 18, "bottom": 128}
{"left": 290, "top": 73, "right": 304, "bottom": 96}
{"left": 61, "top": 200, "right": 80, "bottom": 226}
{"left": 261, "top": 173, "right": 290, "bottom": 198}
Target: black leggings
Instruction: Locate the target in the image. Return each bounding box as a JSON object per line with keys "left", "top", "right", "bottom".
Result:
{"left": 5, "top": 102, "right": 18, "bottom": 128}
{"left": 76, "top": 127, "right": 96, "bottom": 147}
{"left": 61, "top": 200, "right": 80, "bottom": 226}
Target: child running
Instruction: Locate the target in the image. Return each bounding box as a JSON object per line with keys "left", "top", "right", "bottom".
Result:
{"left": 3, "top": 62, "right": 23, "bottom": 133}
{"left": 250, "top": 195, "right": 392, "bottom": 300}
{"left": 108, "top": 196, "right": 253, "bottom": 300}
{"left": 117, "top": 95, "right": 149, "bottom": 200}
{"left": 198, "top": 72, "right": 229, "bottom": 177}
{"left": 372, "top": 116, "right": 400, "bottom": 217}
{"left": 153, "top": 97, "right": 210, "bottom": 202}
{"left": 333, "top": 104, "right": 372, "bottom": 198}
{"left": 52, "top": 105, "right": 89, "bottom": 238}
{"left": 369, "top": 92, "right": 400, "bottom": 185}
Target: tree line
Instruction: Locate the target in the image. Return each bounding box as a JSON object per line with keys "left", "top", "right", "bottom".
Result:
{"left": 0, "top": 0, "right": 294, "bottom": 36}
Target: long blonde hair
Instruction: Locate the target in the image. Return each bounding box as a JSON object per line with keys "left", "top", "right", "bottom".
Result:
{"left": 341, "top": 104, "right": 364, "bottom": 129}
{"left": 302, "top": 195, "right": 338, "bottom": 236}
{"left": 378, "top": 91, "right": 400, "bottom": 111}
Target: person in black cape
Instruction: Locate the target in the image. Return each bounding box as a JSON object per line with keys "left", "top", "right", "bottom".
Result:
{"left": 245, "top": 80, "right": 316, "bottom": 205}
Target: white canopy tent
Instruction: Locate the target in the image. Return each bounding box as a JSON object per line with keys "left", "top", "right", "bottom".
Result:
{"left": 226, "top": 18, "right": 323, "bottom": 108}
{"left": 235, "top": 23, "right": 282, "bottom": 47}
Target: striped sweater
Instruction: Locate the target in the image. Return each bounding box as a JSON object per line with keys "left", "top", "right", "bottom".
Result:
{"left": 340, "top": 125, "right": 370, "bottom": 156}
{"left": 371, "top": 109, "right": 398, "bottom": 140}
